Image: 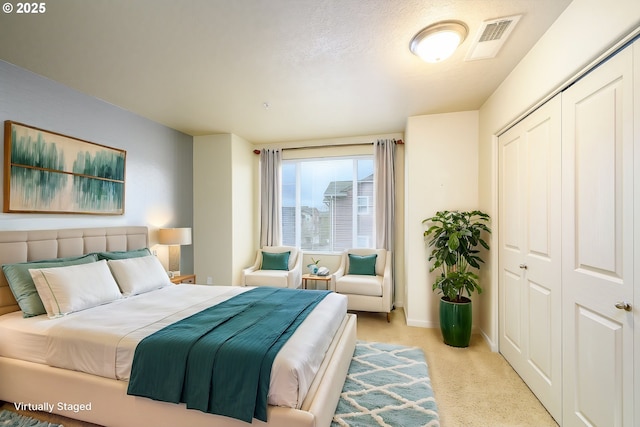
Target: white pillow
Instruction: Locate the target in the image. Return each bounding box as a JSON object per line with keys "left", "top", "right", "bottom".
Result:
{"left": 29, "top": 260, "right": 123, "bottom": 318}
{"left": 107, "top": 255, "right": 172, "bottom": 296}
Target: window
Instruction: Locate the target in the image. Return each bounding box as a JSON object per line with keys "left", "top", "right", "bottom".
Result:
{"left": 357, "top": 196, "right": 370, "bottom": 214}
{"left": 282, "top": 156, "right": 375, "bottom": 252}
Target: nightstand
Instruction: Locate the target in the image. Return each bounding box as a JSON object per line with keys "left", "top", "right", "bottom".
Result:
{"left": 301, "top": 273, "right": 332, "bottom": 290}
{"left": 170, "top": 274, "right": 196, "bottom": 284}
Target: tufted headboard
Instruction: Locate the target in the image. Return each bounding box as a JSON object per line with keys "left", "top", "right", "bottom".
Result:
{"left": 0, "top": 226, "right": 149, "bottom": 315}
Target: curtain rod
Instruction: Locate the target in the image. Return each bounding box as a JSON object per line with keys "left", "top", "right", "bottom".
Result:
{"left": 252, "top": 139, "right": 403, "bottom": 154}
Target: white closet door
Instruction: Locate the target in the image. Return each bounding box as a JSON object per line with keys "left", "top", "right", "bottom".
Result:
{"left": 562, "top": 45, "right": 634, "bottom": 427}
{"left": 498, "top": 95, "right": 562, "bottom": 422}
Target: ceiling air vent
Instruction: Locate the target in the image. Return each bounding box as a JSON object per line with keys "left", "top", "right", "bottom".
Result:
{"left": 465, "top": 14, "right": 522, "bottom": 61}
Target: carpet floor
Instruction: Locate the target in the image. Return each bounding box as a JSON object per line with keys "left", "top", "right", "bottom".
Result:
{"left": 332, "top": 341, "right": 439, "bottom": 427}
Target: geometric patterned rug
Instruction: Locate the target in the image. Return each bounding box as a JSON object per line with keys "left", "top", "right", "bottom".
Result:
{"left": 0, "top": 409, "right": 62, "bottom": 427}
{"left": 332, "top": 341, "right": 440, "bottom": 427}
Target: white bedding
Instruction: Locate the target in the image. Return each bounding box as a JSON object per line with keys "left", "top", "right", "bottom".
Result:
{"left": 0, "top": 285, "right": 347, "bottom": 409}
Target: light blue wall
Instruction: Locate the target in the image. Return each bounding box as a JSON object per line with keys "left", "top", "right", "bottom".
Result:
{"left": 0, "top": 60, "right": 194, "bottom": 272}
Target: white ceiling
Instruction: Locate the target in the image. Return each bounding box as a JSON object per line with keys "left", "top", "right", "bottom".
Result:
{"left": 0, "top": 0, "right": 572, "bottom": 143}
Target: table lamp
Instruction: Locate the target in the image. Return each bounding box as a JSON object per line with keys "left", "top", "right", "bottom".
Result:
{"left": 158, "top": 227, "right": 192, "bottom": 277}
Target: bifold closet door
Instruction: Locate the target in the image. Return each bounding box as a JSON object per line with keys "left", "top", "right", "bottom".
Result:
{"left": 498, "top": 95, "right": 562, "bottom": 422}
{"left": 561, "top": 44, "right": 635, "bottom": 427}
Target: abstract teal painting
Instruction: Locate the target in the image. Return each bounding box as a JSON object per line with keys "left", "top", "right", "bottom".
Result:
{"left": 3, "top": 121, "right": 126, "bottom": 214}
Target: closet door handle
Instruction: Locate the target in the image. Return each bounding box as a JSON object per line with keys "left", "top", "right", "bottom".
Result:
{"left": 519, "top": 264, "right": 528, "bottom": 270}
{"left": 615, "top": 302, "right": 632, "bottom": 312}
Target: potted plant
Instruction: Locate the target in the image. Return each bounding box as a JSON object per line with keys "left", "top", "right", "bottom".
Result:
{"left": 307, "top": 257, "right": 320, "bottom": 275}
{"left": 422, "top": 210, "right": 491, "bottom": 347}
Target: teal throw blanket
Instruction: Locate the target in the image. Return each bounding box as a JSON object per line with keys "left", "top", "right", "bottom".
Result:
{"left": 127, "top": 287, "right": 330, "bottom": 423}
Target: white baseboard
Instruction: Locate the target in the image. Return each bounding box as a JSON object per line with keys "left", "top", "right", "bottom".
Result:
{"left": 405, "top": 317, "right": 438, "bottom": 328}
{"left": 480, "top": 328, "right": 498, "bottom": 352}
{"left": 403, "top": 313, "right": 496, "bottom": 351}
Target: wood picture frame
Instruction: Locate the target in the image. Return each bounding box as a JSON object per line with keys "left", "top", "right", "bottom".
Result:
{"left": 3, "top": 121, "right": 126, "bottom": 215}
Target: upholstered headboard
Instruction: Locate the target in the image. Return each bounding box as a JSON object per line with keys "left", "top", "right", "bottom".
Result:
{"left": 0, "top": 226, "right": 149, "bottom": 315}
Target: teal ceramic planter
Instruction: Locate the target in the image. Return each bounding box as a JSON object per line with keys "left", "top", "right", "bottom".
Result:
{"left": 439, "top": 297, "right": 472, "bottom": 347}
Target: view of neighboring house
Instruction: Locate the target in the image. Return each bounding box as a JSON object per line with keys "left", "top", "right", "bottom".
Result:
{"left": 282, "top": 173, "right": 374, "bottom": 252}
{"left": 281, "top": 154, "right": 375, "bottom": 253}
{"left": 323, "top": 174, "right": 374, "bottom": 250}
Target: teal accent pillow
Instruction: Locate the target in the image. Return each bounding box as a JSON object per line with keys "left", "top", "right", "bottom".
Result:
{"left": 96, "top": 248, "right": 151, "bottom": 260}
{"left": 261, "top": 251, "right": 290, "bottom": 271}
{"left": 3, "top": 253, "right": 99, "bottom": 317}
{"left": 348, "top": 254, "right": 377, "bottom": 276}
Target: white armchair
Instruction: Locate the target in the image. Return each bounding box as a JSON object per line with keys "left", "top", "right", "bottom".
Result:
{"left": 241, "top": 246, "right": 302, "bottom": 288}
{"left": 330, "top": 248, "right": 393, "bottom": 322}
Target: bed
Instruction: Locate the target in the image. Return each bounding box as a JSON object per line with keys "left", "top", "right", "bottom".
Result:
{"left": 0, "top": 226, "right": 357, "bottom": 427}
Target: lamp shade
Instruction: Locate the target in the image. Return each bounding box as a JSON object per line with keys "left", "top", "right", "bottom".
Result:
{"left": 158, "top": 228, "right": 192, "bottom": 245}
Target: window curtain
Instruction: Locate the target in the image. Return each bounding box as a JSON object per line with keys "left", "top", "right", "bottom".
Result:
{"left": 260, "top": 148, "right": 282, "bottom": 247}
{"left": 374, "top": 139, "right": 396, "bottom": 251}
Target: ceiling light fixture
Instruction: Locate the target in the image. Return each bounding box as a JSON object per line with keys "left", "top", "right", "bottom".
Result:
{"left": 410, "top": 20, "right": 468, "bottom": 63}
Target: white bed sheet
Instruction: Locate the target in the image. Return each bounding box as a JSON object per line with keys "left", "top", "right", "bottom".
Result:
{"left": 0, "top": 285, "right": 347, "bottom": 409}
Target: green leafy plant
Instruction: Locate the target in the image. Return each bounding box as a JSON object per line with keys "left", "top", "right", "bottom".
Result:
{"left": 307, "top": 257, "right": 321, "bottom": 274}
{"left": 422, "top": 210, "right": 491, "bottom": 302}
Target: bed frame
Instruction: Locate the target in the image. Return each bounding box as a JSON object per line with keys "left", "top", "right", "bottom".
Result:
{"left": 0, "top": 226, "right": 357, "bottom": 427}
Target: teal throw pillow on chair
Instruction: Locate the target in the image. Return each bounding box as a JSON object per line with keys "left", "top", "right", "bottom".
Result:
{"left": 348, "top": 254, "right": 377, "bottom": 276}
{"left": 261, "top": 251, "right": 290, "bottom": 271}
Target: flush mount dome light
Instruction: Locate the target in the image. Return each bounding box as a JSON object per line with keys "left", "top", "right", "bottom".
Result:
{"left": 410, "top": 20, "right": 468, "bottom": 63}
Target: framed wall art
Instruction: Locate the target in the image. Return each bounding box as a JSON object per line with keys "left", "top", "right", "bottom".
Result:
{"left": 3, "top": 121, "right": 126, "bottom": 215}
